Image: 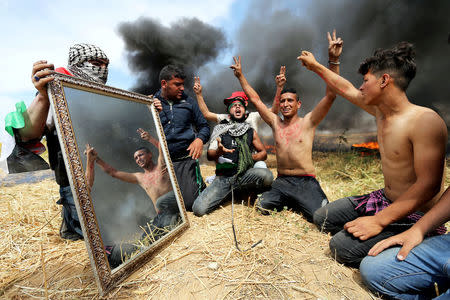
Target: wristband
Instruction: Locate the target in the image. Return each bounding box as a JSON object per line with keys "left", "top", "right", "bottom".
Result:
{"left": 328, "top": 61, "right": 340, "bottom": 65}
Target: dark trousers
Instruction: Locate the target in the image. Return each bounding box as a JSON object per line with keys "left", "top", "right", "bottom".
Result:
{"left": 313, "top": 196, "right": 415, "bottom": 267}
{"left": 173, "top": 158, "right": 205, "bottom": 211}
{"left": 58, "top": 185, "right": 83, "bottom": 240}
{"left": 258, "top": 176, "right": 328, "bottom": 222}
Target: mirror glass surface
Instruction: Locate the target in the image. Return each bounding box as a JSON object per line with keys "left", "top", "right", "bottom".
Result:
{"left": 62, "top": 86, "right": 183, "bottom": 270}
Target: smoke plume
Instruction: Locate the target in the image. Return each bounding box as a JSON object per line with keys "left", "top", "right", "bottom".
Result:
{"left": 118, "top": 17, "right": 228, "bottom": 94}
{"left": 118, "top": 0, "right": 449, "bottom": 136}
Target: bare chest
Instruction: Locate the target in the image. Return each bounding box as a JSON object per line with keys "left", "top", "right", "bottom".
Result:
{"left": 377, "top": 118, "right": 412, "bottom": 163}
{"left": 275, "top": 121, "right": 310, "bottom": 148}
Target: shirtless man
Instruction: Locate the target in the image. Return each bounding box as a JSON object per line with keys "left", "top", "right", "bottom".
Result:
{"left": 92, "top": 128, "right": 178, "bottom": 221}
{"left": 84, "top": 131, "right": 179, "bottom": 268}
{"left": 193, "top": 66, "right": 286, "bottom": 129}
{"left": 298, "top": 42, "right": 448, "bottom": 266}
{"left": 230, "top": 30, "right": 343, "bottom": 222}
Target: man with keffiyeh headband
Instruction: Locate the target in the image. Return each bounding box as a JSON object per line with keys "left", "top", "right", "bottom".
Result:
{"left": 4, "top": 43, "right": 110, "bottom": 240}
{"left": 192, "top": 93, "right": 273, "bottom": 217}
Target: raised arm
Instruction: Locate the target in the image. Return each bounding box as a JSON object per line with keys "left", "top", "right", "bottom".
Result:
{"left": 298, "top": 51, "right": 376, "bottom": 116}
{"left": 95, "top": 153, "right": 139, "bottom": 184}
{"left": 308, "top": 30, "right": 343, "bottom": 126}
{"left": 251, "top": 130, "right": 267, "bottom": 162}
{"left": 345, "top": 111, "right": 447, "bottom": 240}
{"left": 193, "top": 76, "right": 218, "bottom": 122}
{"left": 187, "top": 95, "right": 210, "bottom": 160}
{"left": 84, "top": 144, "right": 97, "bottom": 189}
{"left": 19, "top": 61, "right": 55, "bottom": 141}
{"left": 137, "top": 128, "right": 165, "bottom": 167}
{"left": 270, "top": 66, "right": 286, "bottom": 114}
{"left": 230, "top": 56, "right": 278, "bottom": 127}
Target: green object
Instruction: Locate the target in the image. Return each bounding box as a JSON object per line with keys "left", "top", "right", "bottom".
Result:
{"left": 235, "top": 132, "right": 253, "bottom": 178}
{"left": 5, "top": 101, "right": 27, "bottom": 136}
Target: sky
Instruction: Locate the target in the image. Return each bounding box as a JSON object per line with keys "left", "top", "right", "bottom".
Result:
{"left": 0, "top": 0, "right": 240, "bottom": 113}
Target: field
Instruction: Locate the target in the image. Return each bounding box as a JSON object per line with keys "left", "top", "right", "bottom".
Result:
{"left": 1, "top": 152, "right": 449, "bottom": 299}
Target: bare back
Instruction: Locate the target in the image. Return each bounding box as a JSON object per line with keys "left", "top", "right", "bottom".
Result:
{"left": 377, "top": 103, "right": 447, "bottom": 210}
{"left": 273, "top": 114, "right": 317, "bottom": 176}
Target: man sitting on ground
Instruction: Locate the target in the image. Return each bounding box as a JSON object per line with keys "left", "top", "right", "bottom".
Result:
{"left": 298, "top": 41, "right": 447, "bottom": 267}
{"left": 360, "top": 186, "right": 449, "bottom": 299}
{"left": 229, "top": 30, "right": 343, "bottom": 222}
{"left": 85, "top": 129, "right": 181, "bottom": 268}
{"left": 153, "top": 65, "right": 210, "bottom": 211}
{"left": 192, "top": 94, "right": 273, "bottom": 216}
{"left": 90, "top": 128, "right": 180, "bottom": 229}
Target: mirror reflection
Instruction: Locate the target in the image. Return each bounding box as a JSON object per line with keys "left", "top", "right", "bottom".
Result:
{"left": 63, "top": 86, "right": 182, "bottom": 269}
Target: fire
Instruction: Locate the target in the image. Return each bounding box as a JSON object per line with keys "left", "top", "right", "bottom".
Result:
{"left": 264, "top": 144, "right": 276, "bottom": 154}
{"left": 352, "top": 141, "right": 379, "bottom": 150}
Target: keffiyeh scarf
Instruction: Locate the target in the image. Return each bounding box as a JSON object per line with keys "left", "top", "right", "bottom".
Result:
{"left": 67, "top": 43, "right": 109, "bottom": 84}
{"left": 209, "top": 121, "right": 251, "bottom": 145}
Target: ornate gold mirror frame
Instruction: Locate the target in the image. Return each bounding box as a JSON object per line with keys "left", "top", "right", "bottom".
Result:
{"left": 47, "top": 73, "right": 189, "bottom": 295}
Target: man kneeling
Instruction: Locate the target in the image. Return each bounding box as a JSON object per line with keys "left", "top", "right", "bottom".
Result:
{"left": 192, "top": 93, "right": 273, "bottom": 216}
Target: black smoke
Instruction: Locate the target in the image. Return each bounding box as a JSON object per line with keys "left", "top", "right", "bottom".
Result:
{"left": 118, "top": 17, "right": 228, "bottom": 94}
{"left": 118, "top": 0, "right": 449, "bottom": 136}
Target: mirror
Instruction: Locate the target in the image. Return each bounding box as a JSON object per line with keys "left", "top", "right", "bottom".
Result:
{"left": 47, "top": 73, "right": 189, "bottom": 295}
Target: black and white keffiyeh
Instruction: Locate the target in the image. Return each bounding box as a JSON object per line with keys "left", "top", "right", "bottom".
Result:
{"left": 209, "top": 121, "right": 251, "bottom": 145}
{"left": 67, "top": 43, "right": 109, "bottom": 84}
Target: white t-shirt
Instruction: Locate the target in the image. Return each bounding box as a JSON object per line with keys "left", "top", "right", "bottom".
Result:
{"left": 210, "top": 112, "right": 260, "bottom": 151}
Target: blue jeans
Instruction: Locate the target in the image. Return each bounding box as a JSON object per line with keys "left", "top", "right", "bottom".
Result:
{"left": 192, "top": 168, "right": 273, "bottom": 216}
{"left": 58, "top": 185, "right": 83, "bottom": 239}
{"left": 360, "top": 234, "right": 450, "bottom": 300}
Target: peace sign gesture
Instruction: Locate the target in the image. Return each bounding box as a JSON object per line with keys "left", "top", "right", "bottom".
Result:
{"left": 230, "top": 56, "right": 242, "bottom": 78}
{"left": 327, "top": 29, "right": 343, "bottom": 61}
{"left": 193, "top": 76, "right": 202, "bottom": 95}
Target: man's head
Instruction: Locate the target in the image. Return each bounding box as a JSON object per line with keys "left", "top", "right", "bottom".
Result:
{"left": 280, "top": 87, "right": 300, "bottom": 118}
{"left": 224, "top": 91, "right": 248, "bottom": 122}
{"left": 67, "top": 43, "right": 109, "bottom": 84}
{"left": 358, "top": 42, "right": 416, "bottom": 104}
{"left": 159, "top": 65, "right": 186, "bottom": 101}
{"left": 134, "top": 147, "right": 153, "bottom": 169}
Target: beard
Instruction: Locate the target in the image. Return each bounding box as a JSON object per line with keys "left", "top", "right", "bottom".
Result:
{"left": 230, "top": 113, "right": 247, "bottom": 122}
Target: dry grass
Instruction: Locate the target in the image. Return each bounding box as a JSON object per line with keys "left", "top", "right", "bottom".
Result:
{"left": 1, "top": 152, "right": 448, "bottom": 299}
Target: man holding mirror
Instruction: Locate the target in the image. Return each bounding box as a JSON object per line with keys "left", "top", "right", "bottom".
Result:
{"left": 154, "top": 65, "right": 211, "bottom": 211}
{"left": 192, "top": 93, "right": 273, "bottom": 216}
{"left": 7, "top": 44, "right": 109, "bottom": 240}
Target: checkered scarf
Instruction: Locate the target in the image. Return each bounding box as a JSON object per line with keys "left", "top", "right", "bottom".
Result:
{"left": 209, "top": 121, "right": 250, "bottom": 146}
{"left": 67, "top": 43, "right": 109, "bottom": 84}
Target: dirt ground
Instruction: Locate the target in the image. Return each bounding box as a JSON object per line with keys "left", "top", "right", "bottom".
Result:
{"left": 1, "top": 154, "right": 448, "bottom": 299}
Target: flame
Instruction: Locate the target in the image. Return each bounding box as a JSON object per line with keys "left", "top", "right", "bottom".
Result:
{"left": 352, "top": 141, "right": 379, "bottom": 150}
{"left": 264, "top": 144, "right": 276, "bottom": 154}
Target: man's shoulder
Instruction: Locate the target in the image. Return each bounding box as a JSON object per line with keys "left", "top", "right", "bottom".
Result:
{"left": 402, "top": 105, "right": 445, "bottom": 130}
{"left": 217, "top": 114, "right": 230, "bottom": 123}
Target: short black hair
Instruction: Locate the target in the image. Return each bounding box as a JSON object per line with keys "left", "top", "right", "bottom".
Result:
{"left": 159, "top": 65, "right": 186, "bottom": 82}
{"left": 135, "top": 147, "right": 151, "bottom": 154}
{"left": 281, "top": 87, "right": 299, "bottom": 101}
{"left": 358, "top": 41, "right": 416, "bottom": 91}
